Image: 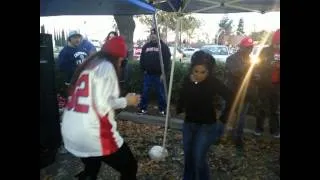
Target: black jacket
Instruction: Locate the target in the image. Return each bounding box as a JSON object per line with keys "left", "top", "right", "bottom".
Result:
{"left": 177, "top": 76, "right": 233, "bottom": 124}
{"left": 225, "top": 52, "right": 251, "bottom": 90}
{"left": 225, "top": 51, "right": 256, "bottom": 102}
{"left": 140, "top": 40, "right": 171, "bottom": 75}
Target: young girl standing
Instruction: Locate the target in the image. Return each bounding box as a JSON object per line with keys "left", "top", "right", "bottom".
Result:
{"left": 177, "top": 50, "right": 233, "bottom": 180}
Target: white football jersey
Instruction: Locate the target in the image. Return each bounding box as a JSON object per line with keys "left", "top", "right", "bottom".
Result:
{"left": 61, "top": 59, "right": 127, "bottom": 157}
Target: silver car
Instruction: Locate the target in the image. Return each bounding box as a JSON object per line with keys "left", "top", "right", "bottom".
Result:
{"left": 201, "top": 45, "right": 230, "bottom": 62}
{"left": 182, "top": 48, "right": 199, "bottom": 57}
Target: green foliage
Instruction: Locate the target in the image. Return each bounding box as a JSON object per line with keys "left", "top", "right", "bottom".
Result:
{"left": 219, "top": 15, "right": 233, "bottom": 35}
{"left": 125, "top": 60, "right": 225, "bottom": 103}
{"left": 126, "top": 60, "right": 144, "bottom": 93}
{"left": 137, "top": 11, "right": 201, "bottom": 41}
{"left": 54, "top": 29, "right": 67, "bottom": 47}
{"left": 236, "top": 18, "right": 245, "bottom": 35}
{"left": 54, "top": 59, "right": 259, "bottom": 114}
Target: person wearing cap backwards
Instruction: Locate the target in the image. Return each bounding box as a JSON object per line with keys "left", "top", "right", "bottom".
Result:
{"left": 57, "top": 30, "right": 97, "bottom": 87}
{"left": 224, "top": 37, "right": 255, "bottom": 148}
{"left": 61, "top": 36, "right": 141, "bottom": 180}
{"left": 138, "top": 28, "right": 171, "bottom": 116}
{"left": 253, "top": 29, "right": 280, "bottom": 138}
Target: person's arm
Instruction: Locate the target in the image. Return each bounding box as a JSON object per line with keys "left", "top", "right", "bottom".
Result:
{"left": 57, "top": 48, "right": 68, "bottom": 72}
{"left": 92, "top": 62, "right": 128, "bottom": 116}
{"left": 140, "top": 45, "right": 147, "bottom": 72}
{"left": 56, "top": 48, "right": 72, "bottom": 84}
{"left": 88, "top": 45, "right": 97, "bottom": 56}
{"left": 162, "top": 43, "right": 172, "bottom": 75}
{"left": 83, "top": 40, "right": 97, "bottom": 56}
{"left": 213, "top": 78, "right": 234, "bottom": 124}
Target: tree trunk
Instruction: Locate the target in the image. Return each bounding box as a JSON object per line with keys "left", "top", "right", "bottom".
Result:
{"left": 114, "top": 15, "right": 135, "bottom": 60}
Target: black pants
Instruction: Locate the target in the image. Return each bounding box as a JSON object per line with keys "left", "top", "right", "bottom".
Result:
{"left": 255, "top": 84, "right": 280, "bottom": 134}
{"left": 79, "top": 143, "right": 137, "bottom": 180}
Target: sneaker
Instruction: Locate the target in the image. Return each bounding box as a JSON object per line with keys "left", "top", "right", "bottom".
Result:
{"left": 253, "top": 131, "right": 262, "bottom": 136}
{"left": 137, "top": 109, "right": 147, "bottom": 115}
{"left": 272, "top": 133, "right": 280, "bottom": 139}
{"left": 159, "top": 111, "right": 166, "bottom": 116}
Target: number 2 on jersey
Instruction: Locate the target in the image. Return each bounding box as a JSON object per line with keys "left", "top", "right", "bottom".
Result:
{"left": 66, "top": 74, "right": 89, "bottom": 113}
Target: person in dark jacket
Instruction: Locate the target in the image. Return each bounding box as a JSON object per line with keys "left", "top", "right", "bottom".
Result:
{"left": 56, "top": 30, "right": 97, "bottom": 154}
{"left": 138, "top": 28, "right": 171, "bottom": 116}
{"left": 177, "top": 50, "right": 233, "bottom": 180}
{"left": 57, "top": 30, "right": 97, "bottom": 86}
{"left": 224, "top": 37, "right": 255, "bottom": 147}
{"left": 253, "top": 29, "right": 280, "bottom": 138}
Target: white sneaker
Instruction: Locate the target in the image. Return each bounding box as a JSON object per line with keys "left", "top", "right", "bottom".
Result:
{"left": 137, "top": 109, "right": 147, "bottom": 115}
{"left": 159, "top": 111, "right": 166, "bottom": 116}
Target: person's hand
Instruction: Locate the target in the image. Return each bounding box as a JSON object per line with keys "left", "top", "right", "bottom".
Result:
{"left": 125, "top": 93, "right": 141, "bottom": 107}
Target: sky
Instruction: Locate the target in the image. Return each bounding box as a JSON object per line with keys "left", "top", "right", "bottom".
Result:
{"left": 40, "top": 12, "right": 279, "bottom": 43}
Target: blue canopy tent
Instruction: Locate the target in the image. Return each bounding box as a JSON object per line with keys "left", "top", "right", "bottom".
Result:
{"left": 153, "top": 0, "right": 279, "bottom": 13}
{"left": 40, "top": 0, "right": 156, "bottom": 16}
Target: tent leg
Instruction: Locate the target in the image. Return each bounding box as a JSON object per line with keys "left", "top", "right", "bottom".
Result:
{"left": 168, "top": 16, "right": 181, "bottom": 128}
{"left": 152, "top": 12, "right": 171, "bottom": 150}
{"left": 152, "top": 13, "right": 168, "bottom": 99}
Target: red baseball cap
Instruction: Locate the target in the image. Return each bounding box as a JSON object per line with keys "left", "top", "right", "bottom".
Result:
{"left": 102, "top": 36, "right": 127, "bottom": 58}
{"left": 239, "top": 37, "right": 254, "bottom": 48}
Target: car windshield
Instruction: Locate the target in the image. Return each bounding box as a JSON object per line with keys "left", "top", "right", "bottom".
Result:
{"left": 203, "top": 46, "right": 228, "bottom": 55}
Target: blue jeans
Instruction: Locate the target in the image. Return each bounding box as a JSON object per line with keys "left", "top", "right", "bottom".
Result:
{"left": 139, "top": 73, "right": 166, "bottom": 112}
{"left": 221, "top": 100, "right": 250, "bottom": 139}
{"left": 183, "top": 122, "right": 220, "bottom": 180}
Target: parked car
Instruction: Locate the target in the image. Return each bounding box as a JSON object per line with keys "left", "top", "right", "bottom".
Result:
{"left": 169, "top": 46, "right": 186, "bottom": 62}
{"left": 200, "top": 45, "right": 230, "bottom": 62}
{"left": 182, "top": 47, "right": 199, "bottom": 57}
